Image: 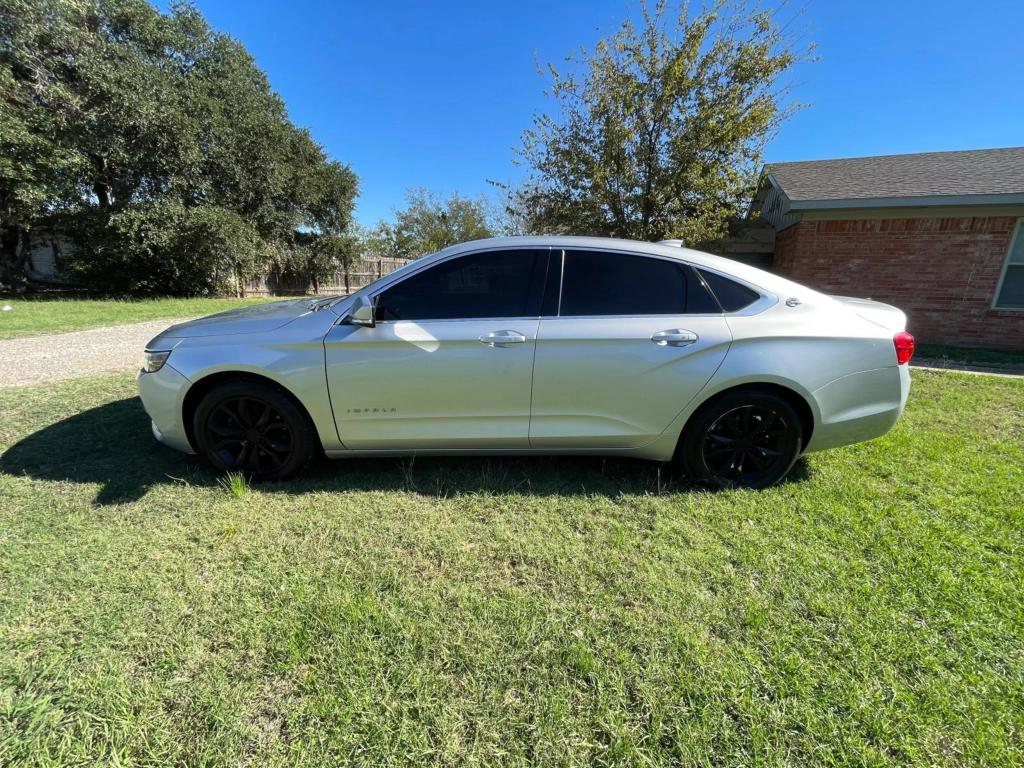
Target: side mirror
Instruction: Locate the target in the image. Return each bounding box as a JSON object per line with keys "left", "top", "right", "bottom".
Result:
{"left": 344, "top": 297, "right": 376, "bottom": 328}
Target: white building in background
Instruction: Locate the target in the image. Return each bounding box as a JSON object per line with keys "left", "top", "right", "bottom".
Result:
{"left": 26, "top": 234, "right": 70, "bottom": 282}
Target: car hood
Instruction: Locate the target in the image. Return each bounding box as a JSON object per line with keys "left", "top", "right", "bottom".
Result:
{"left": 154, "top": 298, "right": 315, "bottom": 340}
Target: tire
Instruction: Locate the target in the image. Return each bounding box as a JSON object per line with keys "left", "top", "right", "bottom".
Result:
{"left": 676, "top": 388, "right": 803, "bottom": 490}
{"left": 192, "top": 380, "right": 317, "bottom": 481}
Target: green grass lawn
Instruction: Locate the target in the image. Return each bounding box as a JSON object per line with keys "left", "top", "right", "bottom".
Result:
{"left": 0, "top": 296, "right": 277, "bottom": 339}
{"left": 915, "top": 343, "right": 1024, "bottom": 367}
{"left": 0, "top": 371, "right": 1021, "bottom": 766}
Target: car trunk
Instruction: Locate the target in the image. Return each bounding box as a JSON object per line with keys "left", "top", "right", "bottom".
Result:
{"left": 831, "top": 295, "right": 907, "bottom": 333}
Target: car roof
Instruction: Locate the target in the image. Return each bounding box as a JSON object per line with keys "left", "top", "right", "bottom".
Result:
{"left": 434, "top": 235, "right": 809, "bottom": 298}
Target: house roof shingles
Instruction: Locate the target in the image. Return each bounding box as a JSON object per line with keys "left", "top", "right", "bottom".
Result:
{"left": 767, "top": 146, "right": 1024, "bottom": 206}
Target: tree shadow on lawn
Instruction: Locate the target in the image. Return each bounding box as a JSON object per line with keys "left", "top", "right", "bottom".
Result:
{"left": 1, "top": 396, "right": 811, "bottom": 506}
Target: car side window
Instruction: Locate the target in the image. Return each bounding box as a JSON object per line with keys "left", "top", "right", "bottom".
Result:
{"left": 558, "top": 250, "right": 719, "bottom": 316}
{"left": 375, "top": 249, "right": 547, "bottom": 321}
{"left": 697, "top": 269, "right": 761, "bottom": 312}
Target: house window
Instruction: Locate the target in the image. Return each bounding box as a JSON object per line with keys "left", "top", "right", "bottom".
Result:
{"left": 995, "top": 220, "right": 1024, "bottom": 309}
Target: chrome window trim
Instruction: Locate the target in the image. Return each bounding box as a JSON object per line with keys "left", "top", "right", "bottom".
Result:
{"left": 367, "top": 245, "right": 551, "bottom": 323}
{"left": 690, "top": 264, "right": 779, "bottom": 316}
{"left": 374, "top": 317, "right": 544, "bottom": 325}
{"left": 364, "top": 246, "right": 548, "bottom": 307}
{"left": 556, "top": 246, "right": 776, "bottom": 318}
{"left": 535, "top": 313, "right": 731, "bottom": 321}
{"left": 366, "top": 243, "right": 777, "bottom": 323}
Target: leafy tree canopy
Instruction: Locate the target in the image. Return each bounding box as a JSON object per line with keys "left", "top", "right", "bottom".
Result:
{"left": 0, "top": 0, "right": 357, "bottom": 293}
{"left": 513, "top": 0, "right": 807, "bottom": 245}
{"left": 363, "top": 188, "right": 497, "bottom": 260}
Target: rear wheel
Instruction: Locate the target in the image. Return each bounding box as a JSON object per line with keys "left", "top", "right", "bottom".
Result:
{"left": 677, "top": 389, "right": 803, "bottom": 489}
{"left": 193, "top": 380, "right": 316, "bottom": 481}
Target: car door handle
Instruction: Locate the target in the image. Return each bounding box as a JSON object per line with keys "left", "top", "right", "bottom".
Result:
{"left": 651, "top": 329, "right": 699, "bottom": 347}
{"left": 478, "top": 330, "right": 528, "bottom": 347}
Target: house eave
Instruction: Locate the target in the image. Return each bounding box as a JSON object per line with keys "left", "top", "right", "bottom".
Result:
{"left": 788, "top": 192, "right": 1024, "bottom": 210}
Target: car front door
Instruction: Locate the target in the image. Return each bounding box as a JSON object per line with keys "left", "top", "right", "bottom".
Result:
{"left": 529, "top": 249, "right": 734, "bottom": 449}
{"left": 324, "top": 248, "right": 550, "bottom": 450}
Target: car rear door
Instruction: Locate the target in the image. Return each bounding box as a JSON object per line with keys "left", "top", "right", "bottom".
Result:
{"left": 529, "top": 249, "right": 733, "bottom": 449}
{"left": 324, "top": 248, "right": 550, "bottom": 450}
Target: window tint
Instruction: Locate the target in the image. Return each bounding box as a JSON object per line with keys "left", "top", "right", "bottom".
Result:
{"left": 376, "top": 249, "right": 546, "bottom": 321}
{"left": 995, "top": 221, "right": 1024, "bottom": 308}
{"left": 559, "top": 251, "right": 717, "bottom": 316}
{"left": 686, "top": 267, "right": 722, "bottom": 314}
{"left": 697, "top": 269, "right": 761, "bottom": 312}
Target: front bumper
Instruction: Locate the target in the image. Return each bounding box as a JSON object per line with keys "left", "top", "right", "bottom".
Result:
{"left": 137, "top": 363, "right": 194, "bottom": 454}
{"left": 805, "top": 364, "right": 911, "bottom": 452}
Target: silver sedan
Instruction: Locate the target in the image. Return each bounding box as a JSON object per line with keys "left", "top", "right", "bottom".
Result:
{"left": 138, "top": 236, "right": 913, "bottom": 489}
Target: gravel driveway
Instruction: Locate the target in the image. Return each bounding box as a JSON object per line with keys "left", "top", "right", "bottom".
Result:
{"left": 0, "top": 319, "right": 188, "bottom": 388}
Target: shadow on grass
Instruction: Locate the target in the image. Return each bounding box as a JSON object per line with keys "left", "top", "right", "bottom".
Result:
{"left": 1, "top": 396, "right": 811, "bottom": 505}
{"left": 0, "top": 397, "right": 198, "bottom": 504}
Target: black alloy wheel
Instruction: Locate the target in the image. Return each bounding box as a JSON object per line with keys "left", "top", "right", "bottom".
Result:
{"left": 701, "top": 405, "right": 791, "bottom": 485}
{"left": 678, "top": 389, "right": 803, "bottom": 489}
{"left": 193, "top": 380, "right": 317, "bottom": 480}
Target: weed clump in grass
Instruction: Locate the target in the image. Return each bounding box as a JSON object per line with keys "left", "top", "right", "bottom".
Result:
{"left": 218, "top": 471, "right": 250, "bottom": 498}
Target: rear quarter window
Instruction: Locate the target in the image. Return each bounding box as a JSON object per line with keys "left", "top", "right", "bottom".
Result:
{"left": 697, "top": 269, "right": 761, "bottom": 312}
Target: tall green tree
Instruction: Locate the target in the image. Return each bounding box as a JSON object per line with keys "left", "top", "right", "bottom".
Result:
{"left": 279, "top": 230, "right": 361, "bottom": 295}
{"left": 514, "top": 0, "right": 807, "bottom": 244}
{"left": 0, "top": 0, "right": 356, "bottom": 294}
{"left": 0, "top": 0, "right": 85, "bottom": 287}
{"left": 372, "top": 188, "right": 496, "bottom": 259}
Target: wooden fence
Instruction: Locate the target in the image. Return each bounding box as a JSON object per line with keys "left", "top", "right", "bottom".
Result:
{"left": 242, "top": 256, "right": 412, "bottom": 297}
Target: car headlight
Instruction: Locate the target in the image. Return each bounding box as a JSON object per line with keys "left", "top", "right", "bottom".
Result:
{"left": 142, "top": 349, "right": 172, "bottom": 373}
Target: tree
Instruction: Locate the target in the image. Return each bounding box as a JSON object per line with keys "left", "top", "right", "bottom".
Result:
{"left": 513, "top": 0, "right": 807, "bottom": 244}
{"left": 82, "top": 199, "right": 267, "bottom": 295}
{"left": 0, "top": 0, "right": 357, "bottom": 294}
{"left": 279, "top": 230, "right": 360, "bottom": 295}
{"left": 386, "top": 188, "right": 496, "bottom": 258}
{"left": 355, "top": 221, "right": 403, "bottom": 261}
{"left": 0, "top": 0, "right": 87, "bottom": 288}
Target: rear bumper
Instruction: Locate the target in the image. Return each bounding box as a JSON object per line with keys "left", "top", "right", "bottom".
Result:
{"left": 137, "top": 364, "right": 194, "bottom": 454}
{"left": 805, "top": 365, "right": 910, "bottom": 452}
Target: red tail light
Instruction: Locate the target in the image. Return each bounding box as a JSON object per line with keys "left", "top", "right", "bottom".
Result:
{"left": 894, "top": 331, "right": 915, "bottom": 365}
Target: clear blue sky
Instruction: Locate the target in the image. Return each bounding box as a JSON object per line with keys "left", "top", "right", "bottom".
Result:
{"left": 174, "top": 0, "right": 1024, "bottom": 226}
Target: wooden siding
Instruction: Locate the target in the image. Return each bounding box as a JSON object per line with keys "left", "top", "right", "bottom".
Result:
{"left": 749, "top": 176, "right": 799, "bottom": 231}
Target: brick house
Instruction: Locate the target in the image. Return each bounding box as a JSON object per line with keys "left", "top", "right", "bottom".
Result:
{"left": 749, "top": 147, "right": 1024, "bottom": 348}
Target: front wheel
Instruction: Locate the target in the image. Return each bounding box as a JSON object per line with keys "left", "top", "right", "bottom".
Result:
{"left": 192, "top": 380, "right": 317, "bottom": 481}
{"left": 676, "top": 389, "right": 803, "bottom": 490}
